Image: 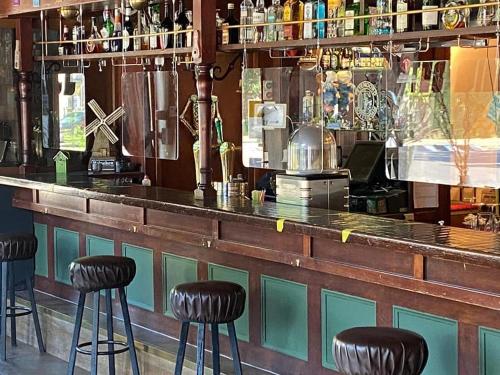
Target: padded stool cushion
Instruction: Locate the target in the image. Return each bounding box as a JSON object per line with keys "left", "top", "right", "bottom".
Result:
{"left": 170, "top": 281, "right": 246, "bottom": 324}
{"left": 0, "top": 233, "right": 37, "bottom": 261}
{"left": 69, "top": 256, "right": 136, "bottom": 293}
{"left": 334, "top": 327, "right": 428, "bottom": 375}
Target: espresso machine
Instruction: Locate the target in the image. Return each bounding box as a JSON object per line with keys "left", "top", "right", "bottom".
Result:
{"left": 276, "top": 123, "right": 349, "bottom": 211}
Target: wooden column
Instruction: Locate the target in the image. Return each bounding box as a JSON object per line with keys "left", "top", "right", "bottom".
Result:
{"left": 16, "top": 18, "right": 34, "bottom": 173}
{"left": 192, "top": 0, "right": 216, "bottom": 200}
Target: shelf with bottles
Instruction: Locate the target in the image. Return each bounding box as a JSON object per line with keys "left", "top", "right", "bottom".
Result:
{"left": 34, "top": 1, "right": 195, "bottom": 62}
{"left": 217, "top": 0, "right": 500, "bottom": 52}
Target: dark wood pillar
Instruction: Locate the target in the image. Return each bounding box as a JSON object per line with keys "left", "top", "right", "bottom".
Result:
{"left": 18, "top": 71, "right": 32, "bottom": 168}
{"left": 195, "top": 65, "right": 216, "bottom": 198}
{"left": 193, "top": 0, "right": 217, "bottom": 200}
{"left": 15, "top": 18, "right": 34, "bottom": 173}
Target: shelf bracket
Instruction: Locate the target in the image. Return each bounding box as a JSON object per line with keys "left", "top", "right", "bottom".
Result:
{"left": 213, "top": 53, "right": 241, "bottom": 81}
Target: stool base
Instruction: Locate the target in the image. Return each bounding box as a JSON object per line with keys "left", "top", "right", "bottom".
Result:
{"left": 0, "top": 261, "right": 45, "bottom": 361}
{"left": 66, "top": 287, "right": 140, "bottom": 375}
{"left": 174, "top": 321, "right": 242, "bottom": 375}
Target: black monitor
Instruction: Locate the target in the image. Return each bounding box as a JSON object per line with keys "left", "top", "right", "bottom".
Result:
{"left": 345, "top": 141, "right": 386, "bottom": 185}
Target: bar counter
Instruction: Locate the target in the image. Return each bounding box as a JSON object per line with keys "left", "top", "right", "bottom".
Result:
{"left": 1, "top": 173, "right": 500, "bottom": 374}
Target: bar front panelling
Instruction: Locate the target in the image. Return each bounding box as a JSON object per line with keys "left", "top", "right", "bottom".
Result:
{"left": 321, "top": 289, "right": 377, "bottom": 370}
{"left": 479, "top": 326, "right": 500, "bottom": 375}
{"left": 163, "top": 253, "right": 198, "bottom": 317}
{"left": 54, "top": 227, "right": 79, "bottom": 285}
{"left": 208, "top": 263, "right": 250, "bottom": 342}
{"left": 122, "top": 243, "right": 154, "bottom": 311}
{"left": 34, "top": 222, "right": 48, "bottom": 277}
{"left": 393, "top": 306, "right": 458, "bottom": 375}
{"left": 261, "top": 275, "right": 308, "bottom": 361}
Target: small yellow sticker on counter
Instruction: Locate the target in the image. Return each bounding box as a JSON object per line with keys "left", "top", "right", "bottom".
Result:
{"left": 277, "top": 219, "right": 285, "bottom": 233}
{"left": 341, "top": 229, "right": 353, "bottom": 243}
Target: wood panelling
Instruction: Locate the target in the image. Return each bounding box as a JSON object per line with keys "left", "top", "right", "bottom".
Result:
{"left": 122, "top": 243, "right": 155, "bottom": 312}
{"left": 479, "top": 326, "right": 500, "bottom": 375}
{"left": 426, "top": 257, "right": 500, "bottom": 295}
{"left": 12, "top": 187, "right": 32, "bottom": 202}
{"left": 394, "top": 306, "right": 458, "bottom": 375}
{"left": 163, "top": 253, "right": 198, "bottom": 317}
{"left": 33, "top": 222, "right": 48, "bottom": 277}
{"left": 220, "top": 221, "right": 303, "bottom": 254}
{"left": 53, "top": 227, "right": 79, "bottom": 285}
{"left": 314, "top": 237, "right": 414, "bottom": 276}
{"left": 321, "top": 290, "right": 376, "bottom": 370}
{"left": 88, "top": 200, "right": 143, "bottom": 223}
{"left": 208, "top": 263, "right": 250, "bottom": 342}
{"left": 39, "top": 191, "right": 85, "bottom": 212}
{"left": 146, "top": 209, "right": 212, "bottom": 236}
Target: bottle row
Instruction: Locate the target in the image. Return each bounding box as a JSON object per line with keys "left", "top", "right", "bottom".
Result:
{"left": 218, "top": 0, "right": 499, "bottom": 45}
{"left": 58, "top": 0, "right": 192, "bottom": 56}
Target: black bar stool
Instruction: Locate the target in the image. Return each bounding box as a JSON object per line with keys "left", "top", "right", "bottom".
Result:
{"left": 170, "top": 280, "right": 246, "bottom": 375}
{"left": 333, "top": 327, "right": 428, "bottom": 375}
{"left": 67, "top": 256, "right": 140, "bottom": 375}
{"left": 0, "top": 233, "right": 45, "bottom": 361}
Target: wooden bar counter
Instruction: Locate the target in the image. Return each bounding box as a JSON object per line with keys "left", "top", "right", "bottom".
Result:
{"left": 1, "top": 173, "right": 499, "bottom": 375}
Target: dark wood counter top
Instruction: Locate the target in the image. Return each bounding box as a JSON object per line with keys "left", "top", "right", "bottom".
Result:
{"left": 1, "top": 173, "right": 499, "bottom": 268}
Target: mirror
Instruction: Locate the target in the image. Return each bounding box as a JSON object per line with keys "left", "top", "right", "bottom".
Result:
{"left": 42, "top": 72, "right": 86, "bottom": 152}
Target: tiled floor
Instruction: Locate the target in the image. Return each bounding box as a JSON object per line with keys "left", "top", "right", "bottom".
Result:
{"left": 0, "top": 340, "right": 87, "bottom": 375}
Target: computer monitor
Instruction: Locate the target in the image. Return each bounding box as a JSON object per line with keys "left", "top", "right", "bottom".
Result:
{"left": 345, "top": 141, "right": 386, "bottom": 185}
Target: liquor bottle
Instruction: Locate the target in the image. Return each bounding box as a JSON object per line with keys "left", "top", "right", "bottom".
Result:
{"left": 240, "top": 0, "right": 255, "bottom": 43}
{"left": 303, "top": 0, "right": 316, "bottom": 39}
{"left": 86, "top": 17, "right": 102, "bottom": 54}
{"left": 284, "top": 0, "right": 304, "bottom": 40}
{"left": 476, "top": 0, "right": 494, "bottom": 26}
{"left": 253, "top": 0, "right": 266, "bottom": 43}
{"left": 174, "top": 0, "right": 190, "bottom": 47}
{"left": 72, "top": 26, "right": 79, "bottom": 55}
{"left": 161, "top": 0, "right": 174, "bottom": 49}
{"left": 185, "top": 10, "right": 193, "bottom": 47}
{"left": 321, "top": 49, "right": 331, "bottom": 69}
{"left": 395, "top": 0, "right": 408, "bottom": 32}
{"left": 111, "top": 8, "right": 123, "bottom": 52}
{"left": 376, "top": 0, "right": 392, "bottom": 34}
{"left": 60, "top": 25, "right": 73, "bottom": 55}
{"left": 316, "top": 0, "right": 326, "bottom": 39}
{"left": 422, "top": 0, "right": 439, "bottom": 30}
{"left": 337, "top": 0, "right": 346, "bottom": 36}
{"left": 216, "top": 9, "right": 224, "bottom": 45}
{"left": 101, "top": 6, "right": 114, "bottom": 52}
{"left": 331, "top": 48, "right": 341, "bottom": 69}
{"left": 223, "top": 3, "right": 240, "bottom": 44}
{"left": 266, "top": 0, "right": 284, "bottom": 42}
{"left": 327, "top": 0, "right": 342, "bottom": 38}
{"left": 149, "top": 4, "right": 161, "bottom": 50}
{"left": 442, "top": 0, "right": 468, "bottom": 29}
{"left": 141, "top": 13, "right": 150, "bottom": 50}
{"left": 123, "top": 9, "right": 135, "bottom": 51}
{"left": 344, "top": 0, "right": 360, "bottom": 36}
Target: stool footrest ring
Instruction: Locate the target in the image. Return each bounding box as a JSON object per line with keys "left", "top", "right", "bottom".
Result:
{"left": 4, "top": 305, "right": 32, "bottom": 318}
{"left": 76, "top": 340, "right": 129, "bottom": 356}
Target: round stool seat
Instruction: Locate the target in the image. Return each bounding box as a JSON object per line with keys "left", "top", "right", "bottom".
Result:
{"left": 170, "top": 281, "right": 245, "bottom": 324}
{"left": 69, "top": 256, "right": 136, "bottom": 293}
{"left": 334, "top": 327, "right": 428, "bottom": 375}
{"left": 0, "top": 233, "right": 37, "bottom": 261}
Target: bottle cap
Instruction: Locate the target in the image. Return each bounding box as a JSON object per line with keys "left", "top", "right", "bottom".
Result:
{"left": 228, "top": 3, "right": 235, "bottom": 9}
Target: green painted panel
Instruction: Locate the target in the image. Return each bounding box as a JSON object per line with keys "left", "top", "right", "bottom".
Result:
{"left": 86, "top": 235, "right": 115, "bottom": 296}
{"left": 163, "top": 253, "right": 198, "bottom": 318}
{"left": 122, "top": 243, "right": 154, "bottom": 311}
{"left": 321, "top": 290, "right": 376, "bottom": 370}
{"left": 261, "top": 275, "right": 308, "bottom": 361}
{"left": 208, "top": 263, "right": 249, "bottom": 342}
{"left": 86, "top": 235, "right": 114, "bottom": 257}
{"left": 54, "top": 227, "right": 79, "bottom": 285}
{"left": 394, "top": 306, "right": 458, "bottom": 375}
{"left": 34, "top": 223, "right": 48, "bottom": 277}
{"left": 480, "top": 326, "right": 500, "bottom": 375}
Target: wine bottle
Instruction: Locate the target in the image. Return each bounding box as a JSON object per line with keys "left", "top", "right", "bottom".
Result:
{"left": 161, "top": 0, "right": 174, "bottom": 49}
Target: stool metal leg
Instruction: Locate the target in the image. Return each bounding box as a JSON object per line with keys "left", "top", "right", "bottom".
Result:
{"left": 105, "top": 289, "right": 115, "bottom": 375}
{"left": 91, "top": 291, "right": 100, "bottom": 375}
{"left": 9, "top": 264, "right": 16, "bottom": 347}
{"left": 118, "top": 288, "right": 140, "bottom": 375}
{"left": 211, "top": 324, "right": 220, "bottom": 375}
{"left": 196, "top": 323, "right": 206, "bottom": 375}
{"left": 227, "top": 322, "right": 243, "bottom": 375}
{"left": 67, "top": 293, "right": 86, "bottom": 375}
{"left": 26, "top": 276, "right": 45, "bottom": 352}
{"left": 174, "top": 322, "right": 190, "bottom": 375}
{"left": 0, "top": 262, "right": 8, "bottom": 361}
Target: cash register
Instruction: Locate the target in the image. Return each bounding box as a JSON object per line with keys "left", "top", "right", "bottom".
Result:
{"left": 346, "top": 141, "right": 408, "bottom": 215}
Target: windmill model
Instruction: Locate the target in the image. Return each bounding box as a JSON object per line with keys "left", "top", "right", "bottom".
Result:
{"left": 86, "top": 99, "right": 125, "bottom": 157}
